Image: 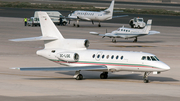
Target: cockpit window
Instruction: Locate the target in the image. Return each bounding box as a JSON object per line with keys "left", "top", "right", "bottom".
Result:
{"left": 141, "top": 56, "right": 146, "bottom": 60}
{"left": 151, "top": 56, "right": 156, "bottom": 61}
{"left": 141, "top": 56, "right": 160, "bottom": 61}
{"left": 147, "top": 56, "right": 151, "bottom": 61}
{"left": 154, "top": 56, "right": 160, "bottom": 61}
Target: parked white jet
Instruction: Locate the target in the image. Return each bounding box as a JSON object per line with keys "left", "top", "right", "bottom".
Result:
{"left": 90, "top": 19, "right": 160, "bottom": 43}
{"left": 67, "top": 0, "right": 128, "bottom": 27}
{"left": 10, "top": 12, "right": 170, "bottom": 83}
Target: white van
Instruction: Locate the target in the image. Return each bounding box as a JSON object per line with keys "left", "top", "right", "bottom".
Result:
{"left": 28, "top": 11, "right": 67, "bottom": 27}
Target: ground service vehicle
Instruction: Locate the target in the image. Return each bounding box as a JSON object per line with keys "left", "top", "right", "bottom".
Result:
{"left": 27, "top": 11, "right": 67, "bottom": 27}
{"left": 129, "top": 17, "right": 146, "bottom": 28}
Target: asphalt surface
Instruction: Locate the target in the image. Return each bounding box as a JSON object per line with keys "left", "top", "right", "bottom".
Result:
{"left": 0, "top": 7, "right": 180, "bottom": 27}
{"left": 0, "top": 16, "right": 180, "bottom": 101}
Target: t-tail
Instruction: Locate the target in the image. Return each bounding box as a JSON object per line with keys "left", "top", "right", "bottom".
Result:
{"left": 9, "top": 12, "right": 89, "bottom": 50}
{"left": 143, "top": 19, "right": 152, "bottom": 34}
{"left": 104, "top": 0, "right": 114, "bottom": 18}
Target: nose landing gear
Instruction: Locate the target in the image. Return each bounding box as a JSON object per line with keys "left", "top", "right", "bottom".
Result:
{"left": 143, "top": 72, "right": 151, "bottom": 83}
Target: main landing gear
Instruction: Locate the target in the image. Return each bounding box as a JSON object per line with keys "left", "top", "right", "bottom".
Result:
{"left": 112, "top": 38, "right": 116, "bottom": 43}
{"left": 133, "top": 37, "right": 137, "bottom": 42}
{"left": 100, "top": 72, "right": 108, "bottom": 79}
{"left": 98, "top": 21, "right": 101, "bottom": 27}
{"left": 143, "top": 72, "right": 151, "bottom": 83}
{"left": 73, "top": 20, "right": 80, "bottom": 27}
{"left": 74, "top": 71, "right": 83, "bottom": 80}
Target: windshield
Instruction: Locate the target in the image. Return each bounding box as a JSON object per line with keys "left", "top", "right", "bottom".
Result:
{"left": 141, "top": 56, "right": 160, "bottom": 61}
{"left": 137, "top": 19, "right": 143, "bottom": 22}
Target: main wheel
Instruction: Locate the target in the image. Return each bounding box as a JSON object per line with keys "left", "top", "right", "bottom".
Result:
{"left": 112, "top": 39, "right": 116, "bottom": 43}
{"left": 77, "top": 24, "right": 80, "bottom": 27}
{"left": 100, "top": 73, "right": 108, "bottom": 79}
{"left": 144, "top": 79, "right": 149, "bottom": 83}
{"left": 76, "top": 74, "right": 83, "bottom": 80}
{"left": 73, "top": 24, "right": 76, "bottom": 26}
{"left": 98, "top": 24, "right": 101, "bottom": 27}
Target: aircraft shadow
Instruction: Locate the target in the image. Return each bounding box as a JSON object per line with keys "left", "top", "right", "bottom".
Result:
{"left": 25, "top": 71, "right": 178, "bottom": 83}
{"left": 106, "top": 40, "right": 164, "bottom": 43}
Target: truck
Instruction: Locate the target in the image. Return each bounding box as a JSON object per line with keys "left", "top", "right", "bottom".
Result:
{"left": 129, "top": 17, "right": 146, "bottom": 29}
{"left": 27, "top": 11, "right": 67, "bottom": 27}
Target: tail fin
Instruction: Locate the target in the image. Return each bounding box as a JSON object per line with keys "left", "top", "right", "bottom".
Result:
{"left": 38, "top": 12, "right": 64, "bottom": 49}
{"left": 104, "top": 0, "right": 114, "bottom": 16}
{"left": 143, "top": 19, "right": 152, "bottom": 34}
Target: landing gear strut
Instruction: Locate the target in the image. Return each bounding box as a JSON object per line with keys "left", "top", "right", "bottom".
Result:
{"left": 74, "top": 71, "right": 83, "bottom": 80}
{"left": 112, "top": 38, "right": 116, "bottom": 43}
{"left": 98, "top": 21, "right": 101, "bottom": 27}
{"left": 133, "top": 37, "right": 137, "bottom": 42}
{"left": 77, "top": 20, "right": 80, "bottom": 27}
{"left": 100, "top": 72, "right": 108, "bottom": 79}
{"left": 143, "top": 72, "right": 151, "bottom": 83}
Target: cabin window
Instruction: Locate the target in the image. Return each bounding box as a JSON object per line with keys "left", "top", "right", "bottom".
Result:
{"left": 147, "top": 56, "right": 151, "bottom": 61}
{"left": 126, "top": 30, "right": 128, "bottom": 32}
{"left": 106, "top": 55, "right": 109, "bottom": 59}
{"left": 124, "top": 29, "right": 125, "bottom": 31}
{"left": 92, "top": 54, "right": 95, "bottom": 58}
{"left": 142, "top": 56, "right": 146, "bottom": 60}
{"left": 121, "top": 29, "right": 123, "bottom": 31}
{"left": 116, "top": 55, "right": 119, "bottom": 59}
{"left": 97, "top": 55, "right": 100, "bottom": 58}
{"left": 121, "top": 56, "right": 123, "bottom": 60}
{"left": 111, "top": 55, "right": 114, "bottom": 59}
{"left": 102, "top": 55, "right": 105, "bottom": 59}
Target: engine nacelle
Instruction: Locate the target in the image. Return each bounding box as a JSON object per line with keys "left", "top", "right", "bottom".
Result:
{"left": 56, "top": 52, "right": 79, "bottom": 62}
{"left": 62, "top": 39, "right": 89, "bottom": 50}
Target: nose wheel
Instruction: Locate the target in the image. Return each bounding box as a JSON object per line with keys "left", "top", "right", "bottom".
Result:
{"left": 143, "top": 72, "right": 151, "bottom": 83}
{"left": 100, "top": 72, "right": 108, "bottom": 79}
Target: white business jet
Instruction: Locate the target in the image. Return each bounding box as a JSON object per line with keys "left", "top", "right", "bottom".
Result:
{"left": 90, "top": 19, "right": 160, "bottom": 43}
{"left": 67, "top": 0, "right": 128, "bottom": 27}
{"left": 10, "top": 12, "right": 170, "bottom": 83}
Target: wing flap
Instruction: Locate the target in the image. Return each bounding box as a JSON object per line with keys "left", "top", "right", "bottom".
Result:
{"left": 11, "top": 65, "right": 108, "bottom": 71}
{"left": 9, "top": 36, "right": 58, "bottom": 42}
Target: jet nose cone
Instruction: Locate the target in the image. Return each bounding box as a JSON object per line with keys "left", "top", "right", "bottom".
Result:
{"left": 161, "top": 62, "right": 170, "bottom": 71}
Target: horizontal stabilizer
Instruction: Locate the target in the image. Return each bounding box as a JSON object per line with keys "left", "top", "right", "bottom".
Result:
{"left": 148, "top": 31, "right": 160, "bottom": 35}
{"left": 113, "top": 10, "right": 124, "bottom": 13}
{"left": 11, "top": 65, "right": 108, "bottom": 71}
{"left": 9, "top": 36, "right": 58, "bottom": 42}
{"left": 113, "top": 15, "right": 128, "bottom": 18}
{"left": 89, "top": 32, "right": 99, "bottom": 35}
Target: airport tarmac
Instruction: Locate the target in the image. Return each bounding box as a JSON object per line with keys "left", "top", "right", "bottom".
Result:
{"left": 0, "top": 17, "right": 180, "bottom": 101}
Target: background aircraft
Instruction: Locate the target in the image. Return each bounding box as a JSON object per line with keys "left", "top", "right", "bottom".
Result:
{"left": 67, "top": 0, "right": 128, "bottom": 27}
{"left": 10, "top": 12, "right": 170, "bottom": 83}
{"left": 90, "top": 19, "right": 160, "bottom": 43}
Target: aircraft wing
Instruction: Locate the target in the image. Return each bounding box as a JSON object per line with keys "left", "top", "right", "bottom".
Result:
{"left": 11, "top": 65, "right": 108, "bottom": 71}
{"left": 148, "top": 31, "right": 160, "bottom": 35}
{"left": 112, "top": 15, "right": 128, "bottom": 18}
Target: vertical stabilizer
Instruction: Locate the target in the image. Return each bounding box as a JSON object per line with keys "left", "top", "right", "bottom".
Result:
{"left": 38, "top": 12, "right": 64, "bottom": 49}
{"left": 105, "top": 0, "right": 114, "bottom": 16}
{"left": 143, "top": 19, "right": 152, "bottom": 34}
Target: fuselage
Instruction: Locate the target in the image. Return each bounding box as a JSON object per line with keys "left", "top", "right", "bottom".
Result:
{"left": 37, "top": 49, "right": 170, "bottom": 72}
{"left": 68, "top": 11, "right": 112, "bottom": 21}
{"left": 106, "top": 27, "right": 147, "bottom": 38}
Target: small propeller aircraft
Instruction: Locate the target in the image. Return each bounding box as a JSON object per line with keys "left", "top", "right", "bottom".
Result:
{"left": 67, "top": 0, "right": 128, "bottom": 27}
{"left": 90, "top": 19, "right": 160, "bottom": 43}
{"left": 10, "top": 12, "right": 170, "bottom": 83}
